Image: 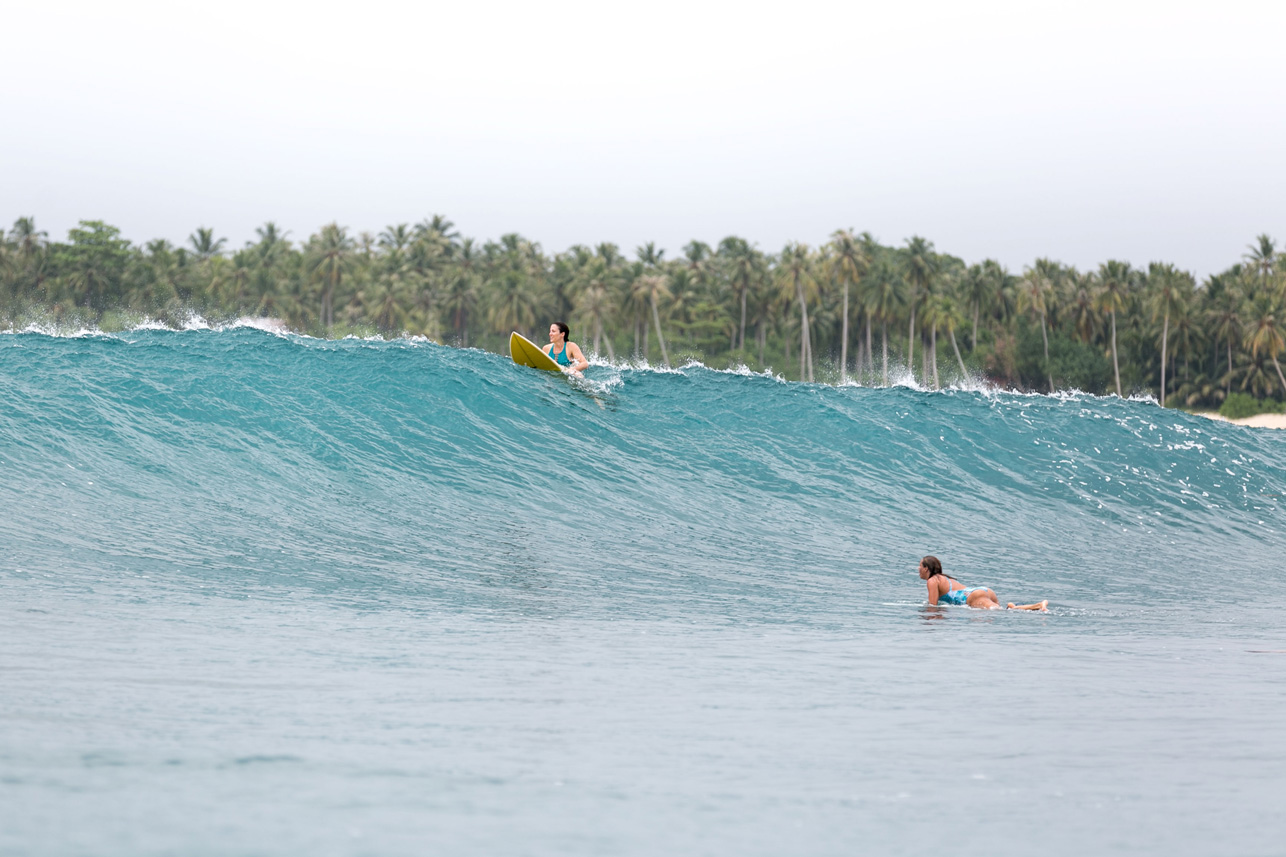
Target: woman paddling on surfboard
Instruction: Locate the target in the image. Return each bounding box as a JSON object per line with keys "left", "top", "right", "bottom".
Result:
{"left": 919, "top": 556, "right": 1048, "bottom": 611}
{"left": 545, "top": 322, "right": 589, "bottom": 373}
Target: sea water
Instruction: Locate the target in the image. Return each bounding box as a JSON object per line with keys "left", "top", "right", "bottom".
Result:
{"left": 1, "top": 327, "right": 1283, "bottom": 856}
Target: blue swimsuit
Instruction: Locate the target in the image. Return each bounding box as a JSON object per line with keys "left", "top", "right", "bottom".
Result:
{"left": 939, "top": 585, "right": 990, "bottom": 606}
{"left": 548, "top": 343, "right": 571, "bottom": 366}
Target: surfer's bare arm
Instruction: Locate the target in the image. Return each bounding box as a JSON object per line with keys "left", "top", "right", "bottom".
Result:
{"left": 925, "top": 577, "right": 940, "bottom": 606}
{"left": 567, "top": 343, "right": 589, "bottom": 372}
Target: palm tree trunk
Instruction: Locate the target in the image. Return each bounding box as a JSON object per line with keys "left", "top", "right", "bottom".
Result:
{"left": 1227, "top": 340, "right": 1233, "bottom": 396}
{"left": 739, "top": 287, "right": 748, "bottom": 352}
{"left": 650, "top": 294, "right": 670, "bottom": 367}
{"left": 643, "top": 324, "right": 649, "bottom": 362}
{"left": 796, "top": 320, "right": 803, "bottom": 379}
{"left": 1273, "top": 354, "right": 1286, "bottom": 396}
{"left": 840, "top": 282, "right": 850, "bottom": 384}
{"left": 601, "top": 319, "right": 615, "bottom": 361}
{"left": 854, "top": 311, "right": 864, "bottom": 380}
{"left": 972, "top": 307, "right": 979, "bottom": 351}
{"left": 1111, "top": 310, "right": 1121, "bottom": 396}
{"left": 907, "top": 307, "right": 916, "bottom": 380}
{"left": 931, "top": 325, "right": 940, "bottom": 389}
{"left": 802, "top": 320, "right": 812, "bottom": 380}
{"left": 882, "top": 321, "right": 888, "bottom": 386}
{"left": 1159, "top": 312, "right": 1169, "bottom": 406}
{"left": 949, "top": 327, "right": 967, "bottom": 378}
{"left": 796, "top": 278, "right": 813, "bottom": 382}
{"left": 1041, "top": 315, "right": 1052, "bottom": 393}
{"left": 332, "top": 271, "right": 341, "bottom": 328}
{"left": 865, "top": 316, "right": 873, "bottom": 383}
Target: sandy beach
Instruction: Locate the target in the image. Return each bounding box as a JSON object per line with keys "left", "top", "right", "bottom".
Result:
{"left": 1193, "top": 411, "right": 1286, "bottom": 429}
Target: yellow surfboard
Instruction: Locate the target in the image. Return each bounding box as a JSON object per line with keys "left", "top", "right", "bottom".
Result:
{"left": 510, "top": 331, "right": 562, "bottom": 372}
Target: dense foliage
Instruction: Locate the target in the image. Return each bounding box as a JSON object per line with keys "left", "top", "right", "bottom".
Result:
{"left": 4, "top": 216, "right": 1285, "bottom": 406}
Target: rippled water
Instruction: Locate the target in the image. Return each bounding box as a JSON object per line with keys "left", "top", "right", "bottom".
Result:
{"left": 2, "top": 328, "right": 1284, "bottom": 855}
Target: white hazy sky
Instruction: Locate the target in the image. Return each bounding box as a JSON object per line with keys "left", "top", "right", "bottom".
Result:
{"left": 4, "top": 0, "right": 1284, "bottom": 275}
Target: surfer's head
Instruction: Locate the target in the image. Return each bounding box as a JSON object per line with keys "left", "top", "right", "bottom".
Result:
{"left": 919, "top": 556, "right": 942, "bottom": 579}
{"left": 549, "top": 322, "right": 570, "bottom": 344}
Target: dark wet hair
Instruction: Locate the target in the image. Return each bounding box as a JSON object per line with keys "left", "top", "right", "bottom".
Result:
{"left": 552, "top": 321, "right": 570, "bottom": 340}
{"left": 921, "top": 555, "right": 955, "bottom": 580}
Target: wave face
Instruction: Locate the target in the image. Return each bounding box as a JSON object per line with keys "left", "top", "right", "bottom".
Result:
{"left": 3, "top": 328, "right": 1285, "bottom": 856}
{"left": 3, "top": 328, "right": 1281, "bottom": 615}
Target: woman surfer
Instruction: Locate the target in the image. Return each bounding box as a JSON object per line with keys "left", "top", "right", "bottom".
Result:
{"left": 545, "top": 322, "right": 589, "bottom": 373}
{"left": 919, "top": 556, "right": 1047, "bottom": 611}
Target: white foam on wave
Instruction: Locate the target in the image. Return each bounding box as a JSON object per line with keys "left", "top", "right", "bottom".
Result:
{"left": 11, "top": 321, "right": 104, "bottom": 338}
{"left": 583, "top": 351, "right": 792, "bottom": 383}
{"left": 227, "top": 316, "right": 291, "bottom": 334}
{"left": 0, "top": 320, "right": 1192, "bottom": 414}
{"left": 717, "top": 363, "right": 787, "bottom": 383}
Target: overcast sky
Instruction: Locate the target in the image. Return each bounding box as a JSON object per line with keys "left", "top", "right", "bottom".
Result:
{"left": 4, "top": 0, "right": 1284, "bottom": 276}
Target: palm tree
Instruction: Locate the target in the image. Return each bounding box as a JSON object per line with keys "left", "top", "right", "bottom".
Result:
{"left": 441, "top": 269, "right": 478, "bottom": 346}
{"left": 219, "top": 248, "right": 254, "bottom": 311}
{"left": 129, "top": 239, "right": 180, "bottom": 310}
{"left": 574, "top": 281, "right": 615, "bottom": 360}
{"left": 637, "top": 241, "right": 664, "bottom": 268}
{"left": 307, "top": 223, "right": 355, "bottom": 331}
{"left": 1205, "top": 274, "right": 1243, "bottom": 397}
{"left": 247, "top": 223, "right": 291, "bottom": 302}
{"left": 901, "top": 236, "right": 937, "bottom": 380}
{"left": 682, "top": 240, "right": 713, "bottom": 284}
{"left": 1018, "top": 261, "right": 1055, "bottom": 392}
{"left": 638, "top": 273, "right": 672, "bottom": 366}
{"left": 719, "top": 237, "right": 758, "bottom": 352}
{"left": 369, "top": 273, "right": 410, "bottom": 335}
{"left": 188, "top": 227, "right": 226, "bottom": 259}
{"left": 923, "top": 293, "right": 968, "bottom": 383}
{"left": 486, "top": 269, "right": 537, "bottom": 338}
{"left": 568, "top": 253, "right": 621, "bottom": 356}
{"left": 778, "top": 243, "right": 817, "bottom": 381}
{"left": 960, "top": 262, "right": 994, "bottom": 351}
{"left": 1229, "top": 350, "right": 1281, "bottom": 399}
{"left": 9, "top": 217, "right": 47, "bottom": 258}
{"left": 415, "top": 215, "right": 460, "bottom": 258}
{"left": 1244, "top": 293, "right": 1286, "bottom": 395}
{"left": 423, "top": 214, "right": 459, "bottom": 239}
{"left": 1094, "top": 260, "right": 1135, "bottom": 396}
{"left": 1167, "top": 296, "right": 1203, "bottom": 393}
{"left": 1146, "top": 262, "right": 1191, "bottom": 406}
{"left": 1066, "top": 270, "right": 1098, "bottom": 344}
{"left": 862, "top": 258, "right": 907, "bottom": 386}
{"left": 1174, "top": 373, "right": 1225, "bottom": 410}
{"left": 5, "top": 217, "right": 48, "bottom": 297}
{"left": 254, "top": 221, "right": 290, "bottom": 250}
{"left": 829, "top": 229, "right": 869, "bottom": 383}
{"left": 379, "top": 224, "right": 414, "bottom": 252}
{"left": 1244, "top": 234, "right": 1276, "bottom": 286}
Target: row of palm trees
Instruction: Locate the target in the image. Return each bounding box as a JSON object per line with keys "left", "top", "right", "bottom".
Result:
{"left": 3, "top": 216, "right": 1285, "bottom": 406}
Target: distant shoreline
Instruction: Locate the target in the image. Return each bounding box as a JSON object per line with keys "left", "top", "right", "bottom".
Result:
{"left": 1193, "top": 412, "right": 1286, "bottom": 429}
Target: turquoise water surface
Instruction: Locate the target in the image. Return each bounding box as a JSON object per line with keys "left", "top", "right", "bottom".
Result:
{"left": 2, "top": 327, "right": 1284, "bottom": 855}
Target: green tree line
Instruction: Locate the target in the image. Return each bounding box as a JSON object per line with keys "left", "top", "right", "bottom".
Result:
{"left": 4, "top": 216, "right": 1285, "bottom": 406}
